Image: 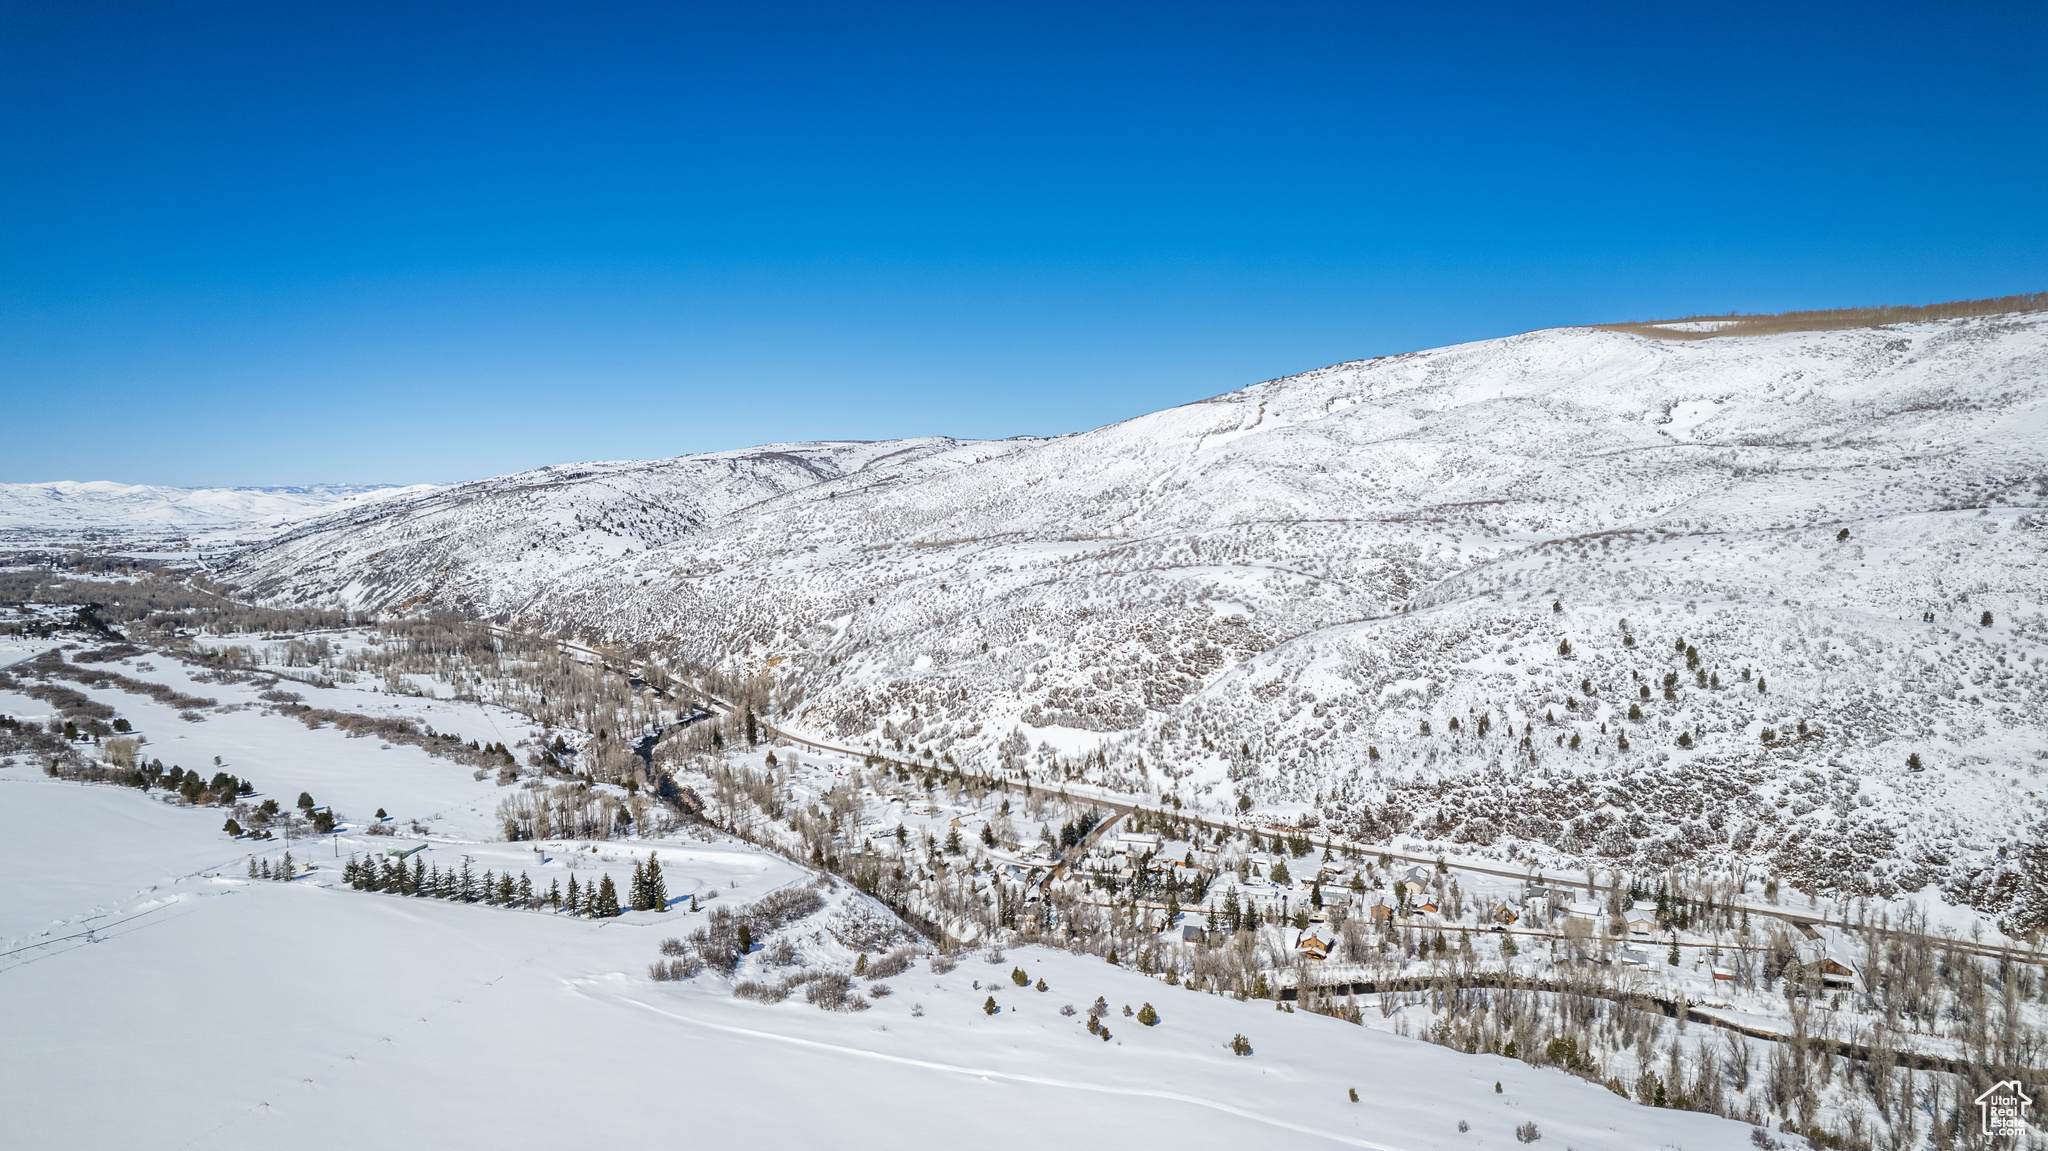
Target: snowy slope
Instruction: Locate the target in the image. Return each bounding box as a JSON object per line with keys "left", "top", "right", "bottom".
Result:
{"left": 0, "top": 481, "right": 422, "bottom": 545}
{"left": 215, "top": 438, "right": 998, "bottom": 614}
{"left": 218, "top": 313, "right": 2048, "bottom": 922}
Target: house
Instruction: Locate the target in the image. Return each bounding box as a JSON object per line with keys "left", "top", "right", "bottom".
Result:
{"left": 1712, "top": 966, "right": 1736, "bottom": 982}
{"left": 1798, "top": 938, "right": 1858, "bottom": 987}
{"left": 1181, "top": 924, "right": 1206, "bottom": 944}
{"left": 1115, "top": 831, "right": 1162, "bottom": 855}
{"left": 1625, "top": 910, "right": 1658, "bottom": 936}
{"left": 1619, "top": 945, "right": 1650, "bottom": 966}
{"left": 1368, "top": 901, "right": 1395, "bottom": 923}
{"left": 1294, "top": 929, "right": 1331, "bottom": 961}
{"left": 1565, "top": 900, "right": 1603, "bottom": 921}
{"left": 1490, "top": 902, "right": 1519, "bottom": 925}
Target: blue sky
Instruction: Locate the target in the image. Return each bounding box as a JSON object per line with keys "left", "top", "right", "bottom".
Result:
{"left": 4, "top": 1, "right": 2043, "bottom": 486}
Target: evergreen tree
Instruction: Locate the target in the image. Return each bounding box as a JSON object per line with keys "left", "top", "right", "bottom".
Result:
{"left": 548, "top": 877, "right": 561, "bottom": 910}
{"left": 1137, "top": 1002, "right": 1158, "bottom": 1026}
{"left": 745, "top": 708, "right": 758, "bottom": 748}
{"left": 983, "top": 995, "right": 999, "bottom": 1016}
{"left": 459, "top": 859, "right": 477, "bottom": 903}
{"left": 631, "top": 860, "right": 649, "bottom": 911}
{"left": 646, "top": 854, "right": 667, "bottom": 911}
{"left": 566, "top": 874, "right": 581, "bottom": 914}
{"left": 594, "top": 874, "right": 620, "bottom": 918}
{"left": 481, "top": 870, "right": 497, "bottom": 905}
{"left": 496, "top": 872, "right": 515, "bottom": 905}
{"left": 1271, "top": 859, "right": 1291, "bottom": 885}
{"left": 248, "top": 857, "right": 259, "bottom": 879}
{"left": 945, "top": 827, "right": 963, "bottom": 855}
{"left": 411, "top": 857, "right": 426, "bottom": 896}
{"left": 280, "top": 850, "right": 293, "bottom": 880}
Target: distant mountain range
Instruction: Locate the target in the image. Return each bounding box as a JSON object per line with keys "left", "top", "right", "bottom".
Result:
{"left": 0, "top": 480, "right": 430, "bottom": 545}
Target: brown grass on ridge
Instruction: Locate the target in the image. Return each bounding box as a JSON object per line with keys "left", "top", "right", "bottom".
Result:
{"left": 1591, "top": 291, "right": 2048, "bottom": 341}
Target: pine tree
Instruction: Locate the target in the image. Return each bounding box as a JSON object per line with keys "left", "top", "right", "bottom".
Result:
{"left": 1137, "top": 1002, "right": 1158, "bottom": 1026}
{"left": 248, "top": 857, "right": 259, "bottom": 879}
{"left": 984, "top": 995, "right": 999, "bottom": 1016}
{"left": 594, "top": 874, "right": 620, "bottom": 918}
{"left": 548, "top": 877, "right": 561, "bottom": 910}
{"left": 631, "top": 859, "right": 649, "bottom": 911}
{"left": 280, "top": 850, "right": 293, "bottom": 880}
{"left": 411, "top": 857, "right": 425, "bottom": 896}
{"left": 566, "top": 874, "right": 581, "bottom": 914}
{"left": 459, "top": 859, "right": 477, "bottom": 903}
{"left": 645, "top": 854, "right": 667, "bottom": 910}
{"left": 481, "top": 870, "right": 497, "bottom": 905}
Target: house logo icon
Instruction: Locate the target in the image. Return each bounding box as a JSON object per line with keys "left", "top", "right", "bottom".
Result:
{"left": 1976, "top": 1080, "right": 2033, "bottom": 1138}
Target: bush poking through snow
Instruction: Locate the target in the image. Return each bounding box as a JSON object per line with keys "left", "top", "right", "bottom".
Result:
{"left": 866, "top": 946, "right": 917, "bottom": 979}
{"left": 1514, "top": 1121, "right": 1541, "bottom": 1143}
{"left": 648, "top": 957, "right": 702, "bottom": 981}
{"left": 804, "top": 973, "right": 868, "bottom": 1012}
{"left": 1229, "top": 1033, "right": 1253, "bottom": 1057}
{"left": 733, "top": 979, "right": 789, "bottom": 1004}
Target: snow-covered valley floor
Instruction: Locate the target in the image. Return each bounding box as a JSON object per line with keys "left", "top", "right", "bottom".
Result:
{"left": 2, "top": 769, "right": 1775, "bottom": 1151}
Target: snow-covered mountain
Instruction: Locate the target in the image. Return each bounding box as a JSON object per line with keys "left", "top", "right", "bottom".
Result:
{"left": 0, "top": 480, "right": 424, "bottom": 547}
{"left": 216, "top": 439, "right": 998, "bottom": 613}
{"left": 217, "top": 312, "right": 2048, "bottom": 924}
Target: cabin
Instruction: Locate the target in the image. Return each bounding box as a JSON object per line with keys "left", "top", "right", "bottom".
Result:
{"left": 1294, "top": 930, "right": 1331, "bottom": 961}
{"left": 1798, "top": 939, "right": 1858, "bottom": 987}
{"left": 1368, "top": 901, "right": 1395, "bottom": 923}
{"left": 1490, "top": 902, "right": 1519, "bottom": 925}
{"left": 1181, "top": 924, "right": 1206, "bottom": 944}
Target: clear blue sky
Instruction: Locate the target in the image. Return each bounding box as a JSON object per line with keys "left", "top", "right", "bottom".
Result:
{"left": 4, "top": 1, "right": 2043, "bottom": 487}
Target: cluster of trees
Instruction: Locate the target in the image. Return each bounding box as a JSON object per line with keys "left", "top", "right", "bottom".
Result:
{"left": 246, "top": 851, "right": 296, "bottom": 880}
{"left": 497, "top": 781, "right": 677, "bottom": 841}
{"left": 341, "top": 853, "right": 621, "bottom": 917}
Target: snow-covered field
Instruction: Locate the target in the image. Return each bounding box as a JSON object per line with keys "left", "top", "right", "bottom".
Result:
{"left": 1, "top": 772, "right": 1768, "bottom": 1151}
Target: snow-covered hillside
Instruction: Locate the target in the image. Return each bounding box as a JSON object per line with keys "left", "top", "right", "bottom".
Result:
{"left": 216, "top": 438, "right": 1004, "bottom": 613}
{"left": 217, "top": 313, "right": 2048, "bottom": 925}
{"left": 0, "top": 480, "right": 423, "bottom": 547}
